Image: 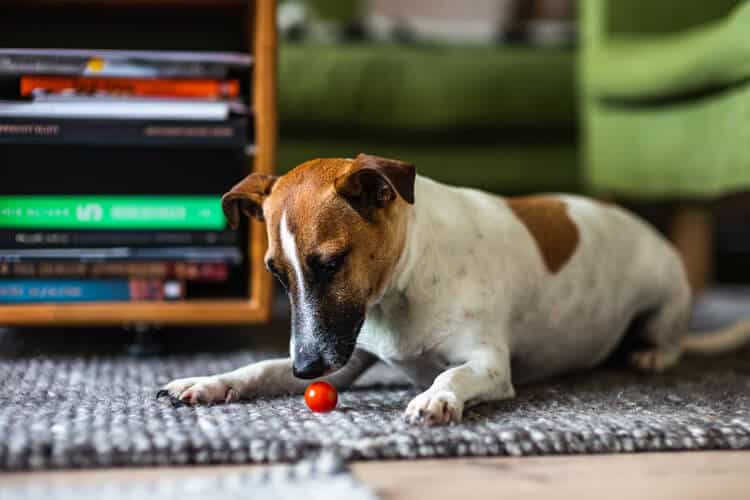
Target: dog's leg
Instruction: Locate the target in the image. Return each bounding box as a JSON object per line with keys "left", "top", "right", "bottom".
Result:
{"left": 630, "top": 282, "right": 691, "bottom": 373}
{"left": 158, "top": 349, "right": 377, "bottom": 405}
{"left": 404, "top": 348, "right": 514, "bottom": 426}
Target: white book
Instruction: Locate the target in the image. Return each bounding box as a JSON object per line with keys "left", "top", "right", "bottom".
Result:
{"left": 0, "top": 98, "right": 247, "bottom": 121}
{"left": 0, "top": 49, "right": 252, "bottom": 78}
{"left": 0, "top": 48, "right": 253, "bottom": 65}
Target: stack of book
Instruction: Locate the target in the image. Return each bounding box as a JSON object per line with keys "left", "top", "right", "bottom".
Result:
{"left": 0, "top": 48, "right": 252, "bottom": 147}
{"left": 0, "top": 48, "right": 254, "bottom": 303}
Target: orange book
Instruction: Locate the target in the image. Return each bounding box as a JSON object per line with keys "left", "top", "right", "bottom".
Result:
{"left": 20, "top": 76, "right": 240, "bottom": 99}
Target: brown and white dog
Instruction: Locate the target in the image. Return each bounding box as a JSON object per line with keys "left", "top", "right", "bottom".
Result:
{"left": 160, "top": 154, "right": 750, "bottom": 425}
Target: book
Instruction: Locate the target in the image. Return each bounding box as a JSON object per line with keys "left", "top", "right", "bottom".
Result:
{"left": 0, "top": 96, "right": 246, "bottom": 121}
{"left": 0, "top": 229, "right": 238, "bottom": 248}
{"left": 0, "top": 49, "right": 252, "bottom": 78}
{"left": 0, "top": 261, "right": 229, "bottom": 281}
{"left": 0, "top": 195, "right": 226, "bottom": 230}
{"left": 0, "top": 116, "right": 250, "bottom": 147}
{"left": 0, "top": 246, "right": 243, "bottom": 263}
{"left": 0, "top": 278, "right": 184, "bottom": 302}
{"left": 21, "top": 76, "right": 241, "bottom": 100}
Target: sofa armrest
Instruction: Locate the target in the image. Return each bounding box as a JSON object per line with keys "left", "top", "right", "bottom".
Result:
{"left": 582, "top": 1, "right": 750, "bottom": 101}
{"left": 579, "top": 0, "right": 607, "bottom": 51}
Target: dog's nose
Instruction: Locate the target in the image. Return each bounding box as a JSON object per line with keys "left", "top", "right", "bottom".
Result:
{"left": 292, "top": 354, "right": 327, "bottom": 379}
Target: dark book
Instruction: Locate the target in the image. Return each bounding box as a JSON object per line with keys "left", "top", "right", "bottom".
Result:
{"left": 0, "top": 260, "right": 229, "bottom": 282}
{"left": 0, "top": 229, "right": 238, "bottom": 249}
{"left": 0, "top": 116, "right": 251, "bottom": 147}
{"left": 0, "top": 246, "right": 243, "bottom": 263}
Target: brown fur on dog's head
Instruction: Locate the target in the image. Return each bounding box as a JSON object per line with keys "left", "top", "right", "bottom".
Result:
{"left": 222, "top": 153, "right": 415, "bottom": 378}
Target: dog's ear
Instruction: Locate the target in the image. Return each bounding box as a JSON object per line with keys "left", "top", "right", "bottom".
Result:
{"left": 221, "top": 173, "right": 278, "bottom": 228}
{"left": 335, "top": 154, "right": 415, "bottom": 212}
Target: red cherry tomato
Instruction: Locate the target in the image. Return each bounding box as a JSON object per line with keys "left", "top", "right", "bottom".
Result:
{"left": 304, "top": 381, "right": 338, "bottom": 413}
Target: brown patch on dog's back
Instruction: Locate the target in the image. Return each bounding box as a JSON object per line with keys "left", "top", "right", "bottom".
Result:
{"left": 506, "top": 196, "right": 579, "bottom": 273}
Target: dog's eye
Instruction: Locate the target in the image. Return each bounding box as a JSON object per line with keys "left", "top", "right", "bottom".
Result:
{"left": 309, "top": 251, "right": 348, "bottom": 280}
{"left": 322, "top": 253, "right": 346, "bottom": 271}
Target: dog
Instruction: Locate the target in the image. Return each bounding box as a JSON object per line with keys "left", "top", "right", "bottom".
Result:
{"left": 159, "top": 153, "right": 750, "bottom": 425}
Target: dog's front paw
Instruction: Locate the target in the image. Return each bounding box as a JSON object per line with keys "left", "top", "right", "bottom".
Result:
{"left": 157, "top": 376, "right": 240, "bottom": 406}
{"left": 404, "top": 390, "right": 463, "bottom": 426}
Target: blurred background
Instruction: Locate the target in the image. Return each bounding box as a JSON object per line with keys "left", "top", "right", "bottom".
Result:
{"left": 1, "top": 0, "right": 749, "bottom": 352}
{"left": 276, "top": 0, "right": 750, "bottom": 288}
{"left": 277, "top": 0, "right": 579, "bottom": 194}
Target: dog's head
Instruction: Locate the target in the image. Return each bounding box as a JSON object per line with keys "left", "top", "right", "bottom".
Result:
{"left": 222, "top": 154, "right": 415, "bottom": 378}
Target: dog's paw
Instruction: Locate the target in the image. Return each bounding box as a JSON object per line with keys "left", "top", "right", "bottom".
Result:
{"left": 157, "top": 376, "right": 240, "bottom": 406}
{"left": 404, "top": 390, "right": 463, "bottom": 426}
{"left": 629, "top": 348, "right": 680, "bottom": 373}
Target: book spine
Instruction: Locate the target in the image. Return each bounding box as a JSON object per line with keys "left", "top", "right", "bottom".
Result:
{"left": 0, "top": 262, "right": 229, "bottom": 281}
{"left": 21, "top": 76, "right": 241, "bottom": 99}
{"left": 0, "top": 230, "right": 238, "bottom": 249}
{"left": 0, "top": 56, "right": 234, "bottom": 78}
{"left": 0, "top": 246, "right": 243, "bottom": 264}
{"left": 0, "top": 279, "right": 183, "bottom": 302}
{"left": 0, "top": 99, "right": 236, "bottom": 121}
{"left": 0, "top": 117, "right": 250, "bottom": 147}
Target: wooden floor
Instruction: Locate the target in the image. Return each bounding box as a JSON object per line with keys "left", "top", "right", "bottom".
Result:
{"left": 354, "top": 452, "right": 750, "bottom": 500}
{"left": 3, "top": 452, "right": 750, "bottom": 500}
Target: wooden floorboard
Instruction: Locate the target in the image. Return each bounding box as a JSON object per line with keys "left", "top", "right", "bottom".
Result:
{"left": 3, "top": 451, "right": 750, "bottom": 500}
{"left": 352, "top": 452, "right": 750, "bottom": 500}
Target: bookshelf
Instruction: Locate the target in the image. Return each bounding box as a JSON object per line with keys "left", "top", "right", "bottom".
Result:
{"left": 0, "top": 0, "right": 277, "bottom": 326}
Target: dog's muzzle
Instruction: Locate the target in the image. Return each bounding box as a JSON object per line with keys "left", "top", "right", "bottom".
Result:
{"left": 292, "top": 352, "right": 328, "bottom": 379}
{"left": 290, "top": 301, "right": 365, "bottom": 379}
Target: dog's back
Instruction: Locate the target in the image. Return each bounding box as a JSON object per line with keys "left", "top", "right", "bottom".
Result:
{"left": 380, "top": 176, "right": 691, "bottom": 384}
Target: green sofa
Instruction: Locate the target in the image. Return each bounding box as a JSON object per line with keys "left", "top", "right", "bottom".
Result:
{"left": 278, "top": 43, "right": 578, "bottom": 194}
{"left": 580, "top": 0, "right": 750, "bottom": 290}
{"left": 580, "top": 0, "right": 750, "bottom": 199}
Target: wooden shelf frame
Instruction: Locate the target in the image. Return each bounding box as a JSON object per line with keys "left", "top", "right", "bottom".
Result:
{"left": 0, "top": 0, "right": 277, "bottom": 326}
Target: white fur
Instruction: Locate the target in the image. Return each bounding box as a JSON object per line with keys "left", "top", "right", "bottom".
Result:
{"left": 359, "top": 176, "right": 691, "bottom": 423}
{"left": 361, "top": 179, "right": 688, "bottom": 378}
{"left": 163, "top": 174, "right": 695, "bottom": 425}
{"left": 280, "top": 211, "right": 311, "bottom": 359}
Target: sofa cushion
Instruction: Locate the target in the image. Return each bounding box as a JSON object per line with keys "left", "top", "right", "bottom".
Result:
{"left": 280, "top": 43, "right": 576, "bottom": 133}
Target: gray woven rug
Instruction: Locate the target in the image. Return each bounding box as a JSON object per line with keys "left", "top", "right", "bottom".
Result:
{"left": 1, "top": 287, "right": 749, "bottom": 471}
{"left": 1, "top": 348, "right": 750, "bottom": 471}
